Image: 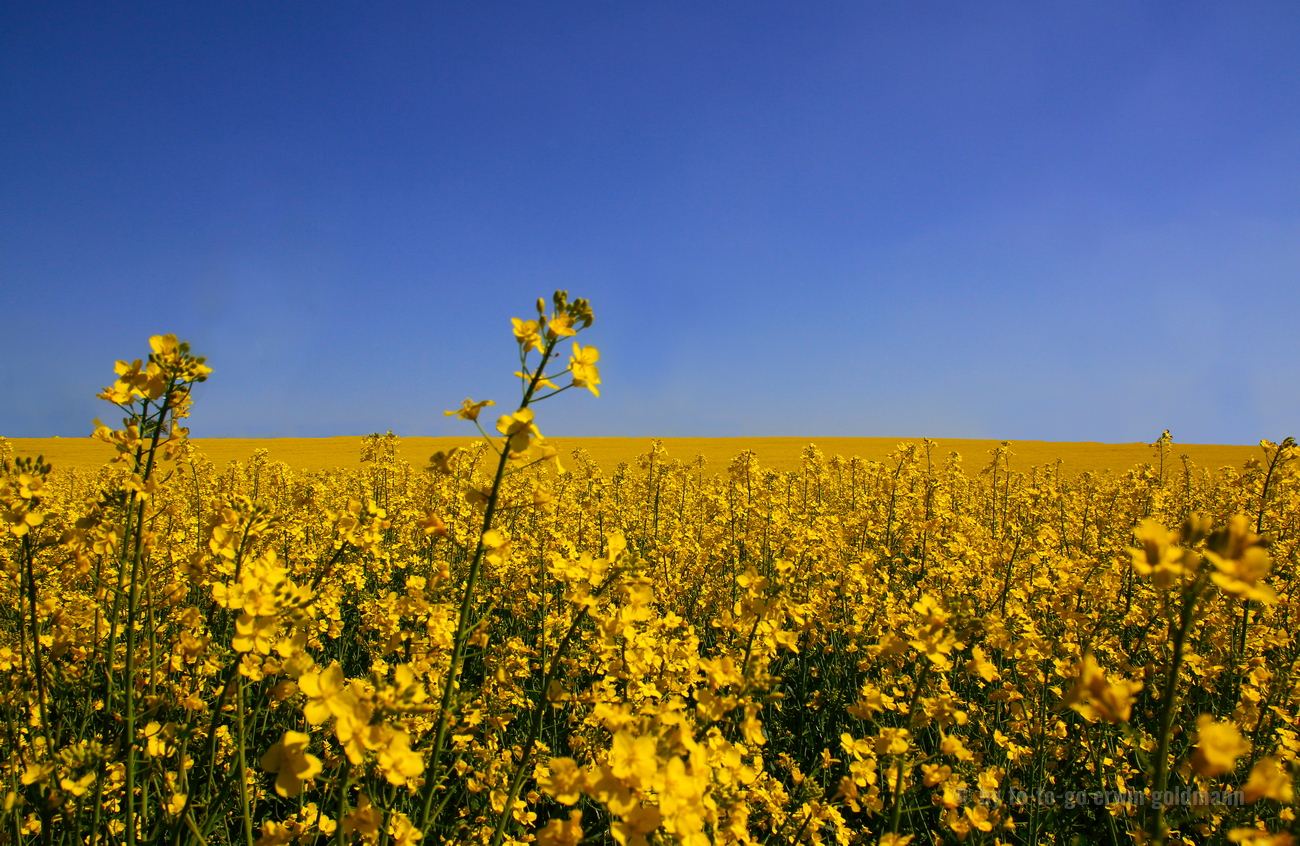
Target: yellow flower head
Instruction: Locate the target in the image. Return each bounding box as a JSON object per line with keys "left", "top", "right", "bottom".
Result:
{"left": 569, "top": 344, "right": 601, "bottom": 397}
{"left": 1227, "top": 829, "right": 1296, "bottom": 846}
{"left": 377, "top": 731, "right": 425, "bottom": 786}
{"left": 496, "top": 408, "right": 540, "bottom": 454}
{"left": 342, "top": 794, "right": 383, "bottom": 842}
{"left": 1242, "top": 756, "right": 1295, "bottom": 804}
{"left": 610, "top": 730, "right": 659, "bottom": 791}
{"left": 299, "top": 663, "right": 354, "bottom": 726}
{"left": 875, "top": 727, "right": 911, "bottom": 756}
{"left": 445, "top": 398, "right": 495, "bottom": 421}
{"left": 149, "top": 334, "right": 179, "bottom": 357}
{"left": 537, "top": 810, "right": 584, "bottom": 846}
{"left": 511, "top": 317, "right": 545, "bottom": 353}
{"left": 540, "top": 757, "right": 585, "bottom": 805}
{"left": 1062, "top": 653, "right": 1143, "bottom": 723}
{"left": 1206, "top": 515, "right": 1275, "bottom": 602}
{"left": 545, "top": 312, "right": 578, "bottom": 340}
{"left": 1130, "top": 518, "right": 1192, "bottom": 589}
{"left": 232, "top": 613, "right": 278, "bottom": 655}
{"left": 60, "top": 772, "right": 96, "bottom": 798}
{"left": 1192, "top": 715, "right": 1250, "bottom": 777}
{"left": 387, "top": 812, "right": 423, "bottom": 846}
{"left": 259, "top": 731, "right": 323, "bottom": 798}
{"left": 426, "top": 448, "right": 461, "bottom": 474}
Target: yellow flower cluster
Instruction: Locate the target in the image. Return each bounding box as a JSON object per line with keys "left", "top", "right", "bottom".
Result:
{"left": 0, "top": 306, "right": 1296, "bottom": 846}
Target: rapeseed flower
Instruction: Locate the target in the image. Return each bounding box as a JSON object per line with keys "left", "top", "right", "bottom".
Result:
{"left": 260, "top": 730, "right": 323, "bottom": 797}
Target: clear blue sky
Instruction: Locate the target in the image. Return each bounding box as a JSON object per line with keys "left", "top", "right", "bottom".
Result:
{"left": 3, "top": 2, "right": 1297, "bottom": 443}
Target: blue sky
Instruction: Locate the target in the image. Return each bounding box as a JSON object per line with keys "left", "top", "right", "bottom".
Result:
{"left": 2, "top": 2, "right": 1297, "bottom": 443}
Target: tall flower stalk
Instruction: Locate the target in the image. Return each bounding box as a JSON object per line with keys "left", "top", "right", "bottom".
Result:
{"left": 418, "top": 291, "right": 599, "bottom": 833}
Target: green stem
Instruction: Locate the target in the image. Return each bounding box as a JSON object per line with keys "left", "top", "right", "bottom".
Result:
{"left": 419, "top": 334, "right": 563, "bottom": 833}
{"left": 21, "top": 536, "right": 51, "bottom": 739}
{"left": 124, "top": 411, "right": 165, "bottom": 845}
{"left": 235, "top": 677, "right": 255, "bottom": 846}
{"left": 334, "top": 766, "right": 353, "bottom": 846}
{"left": 1148, "top": 575, "right": 1205, "bottom": 845}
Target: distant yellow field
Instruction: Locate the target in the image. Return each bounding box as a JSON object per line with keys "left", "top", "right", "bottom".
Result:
{"left": 6, "top": 435, "right": 1261, "bottom": 476}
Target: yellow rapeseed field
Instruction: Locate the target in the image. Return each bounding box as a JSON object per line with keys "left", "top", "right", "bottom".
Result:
{"left": 1, "top": 292, "right": 1295, "bottom": 846}
{"left": 6, "top": 437, "right": 1260, "bottom": 480}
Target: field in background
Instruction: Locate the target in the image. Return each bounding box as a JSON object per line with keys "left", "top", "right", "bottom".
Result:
{"left": 5, "top": 435, "right": 1262, "bottom": 476}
